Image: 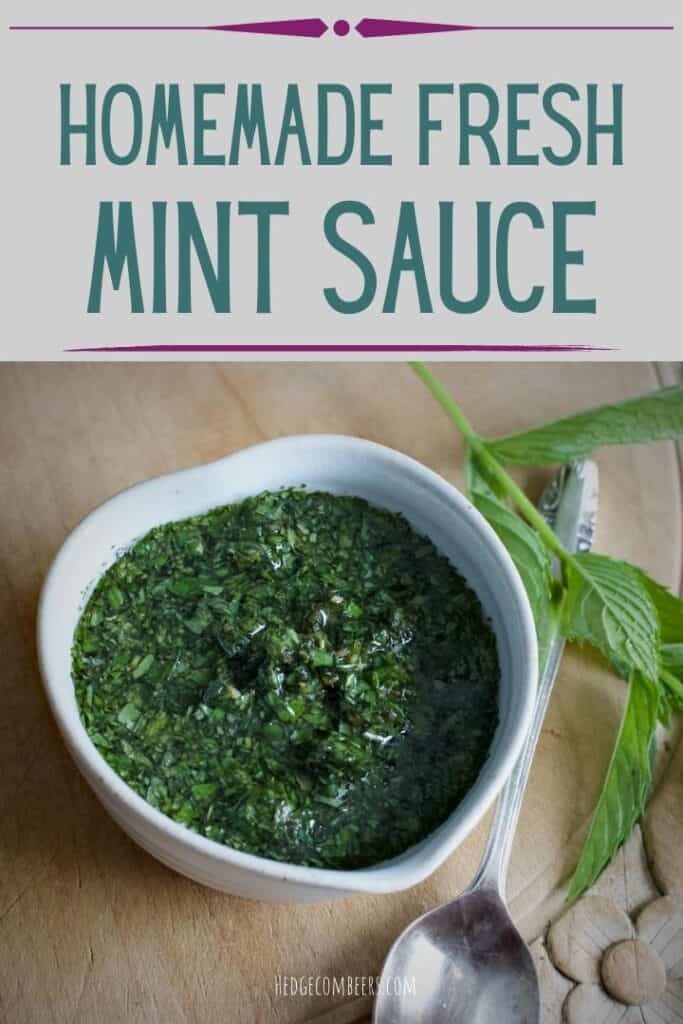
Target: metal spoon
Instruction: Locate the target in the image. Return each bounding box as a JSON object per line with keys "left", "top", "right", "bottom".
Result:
{"left": 374, "top": 459, "right": 599, "bottom": 1024}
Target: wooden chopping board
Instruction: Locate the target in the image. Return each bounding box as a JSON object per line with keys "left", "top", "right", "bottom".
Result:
{"left": 0, "top": 362, "right": 681, "bottom": 1024}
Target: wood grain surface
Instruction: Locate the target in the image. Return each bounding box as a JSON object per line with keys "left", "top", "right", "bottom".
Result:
{"left": 0, "top": 362, "right": 681, "bottom": 1024}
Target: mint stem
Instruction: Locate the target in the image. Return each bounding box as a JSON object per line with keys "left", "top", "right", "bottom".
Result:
{"left": 411, "top": 362, "right": 568, "bottom": 563}
{"left": 411, "top": 361, "right": 479, "bottom": 441}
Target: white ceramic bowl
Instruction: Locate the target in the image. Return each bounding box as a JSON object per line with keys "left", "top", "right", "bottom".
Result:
{"left": 38, "top": 435, "right": 536, "bottom": 903}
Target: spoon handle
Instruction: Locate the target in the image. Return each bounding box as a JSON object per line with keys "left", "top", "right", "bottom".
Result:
{"left": 473, "top": 459, "right": 599, "bottom": 897}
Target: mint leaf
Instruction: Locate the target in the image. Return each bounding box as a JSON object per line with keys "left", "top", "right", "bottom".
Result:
{"left": 472, "top": 493, "right": 553, "bottom": 622}
{"left": 562, "top": 553, "right": 660, "bottom": 682}
{"left": 633, "top": 570, "right": 683, "bottom": 717}
{"left": 568, "top": 671, "right": 658, "bottom": 900}
{"left": 485, "top": 387, "right": 683, "bottom": 465}
{"left": 662, "top": 643, "right": 683, "bottom": 674}
{"left": 661, "top": 646, "right": 683, "bottom": 714}
{"left": 468, "top": 459, "right": 555, "bottom": 668}
{"left": 636, "top": 572, "right": 683, "bottom": 644}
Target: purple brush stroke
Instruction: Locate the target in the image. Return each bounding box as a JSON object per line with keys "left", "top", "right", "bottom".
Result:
{"left": 9, "top": 19, "right": 329, "bottom": 37}
{"left": 355, "top": 17, "right": 673, "bottom": 36}
{"left": 65, "top": 343, "right": 612, "bottom": 354}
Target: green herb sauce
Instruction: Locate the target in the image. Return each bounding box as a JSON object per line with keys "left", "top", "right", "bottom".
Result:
{"left": 73, "top": 490, "right": 499, "bottom": 869}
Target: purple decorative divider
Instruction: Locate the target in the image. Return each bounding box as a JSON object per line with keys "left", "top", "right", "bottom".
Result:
{"left": 10, "top": 17, "right": 674, "bottom": 37}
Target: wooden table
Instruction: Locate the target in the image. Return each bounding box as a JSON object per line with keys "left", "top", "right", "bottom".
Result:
{"left": 1, "top": 363, "right": 681, "bottom": 1024}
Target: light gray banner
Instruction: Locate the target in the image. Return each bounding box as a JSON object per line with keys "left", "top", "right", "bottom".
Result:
{"left": 2, "top": 1, "right": 681, "bottom": 359}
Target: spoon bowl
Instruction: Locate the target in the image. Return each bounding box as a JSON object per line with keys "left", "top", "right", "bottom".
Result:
{"left": 376, "top": 886, "right": 539, "bottom": 1024}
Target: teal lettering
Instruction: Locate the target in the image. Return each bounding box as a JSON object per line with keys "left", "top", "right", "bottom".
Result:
{"left": 587, "top": 84, "right": 623, "bottom": 165}
{"left": 507, "top": 84, "right": 539, "bottom": 166}
{"left": 101, "top": 85, "right": 143, "bottom": 165}
{"left": 360, "top": 85, "right": 392, "bottom": 165}
{"left": 275, "top": 86, "right": 311, "bottom": 165}
{"left": 87, "top": 202, "right": 143, "bottom": 313}
{"left": 152, "top": 202, "right": 167, "bottom": 313}
{"left": 60, "top": 83, "right": 96, "bottom": 165}
{"left": 440, "top": 202, "right": 491, "bottom": 313}
{"left": 237, "top": 201, "right": 289, "bottom": 313}
{"left": 552, "top": 201, "right": 596, "bottom": 313}
{"left": 323, "top": 201, "right": 377, "bottom": 313}
{"left": 541, "top": 84, "right": 581, "bottom": 166}
{"left": 194, "top": 84, "right": 226, "bottom": 165}
{"left": 229, "top": 84, "right": 270, "bottom": 165}
{"left": 496, "top": 203, "right": 544, "bottom": 312}
{"left": 384, "top": 202, "right": 433, "bottom": 313}
{"left": 317, "top": 85, "right": 355, "bottom": 165}
{"left": 178, "top": 202, "right": 230, "bottom": 313}
{"left": 418, "top": 84, "right": 454, "bottom": 166}
{"left": 147, "top": 84, "right": 188, "bottom": 165}
{"left": 459, "top": 84, "right": 500, "bottom": 165}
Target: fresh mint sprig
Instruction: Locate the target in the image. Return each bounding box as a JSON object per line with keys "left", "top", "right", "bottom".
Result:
{"left": 412, "top": 362, "right": 683, "bottom": 899}
{"left": 486, "top": 387, "right": 683, "bottom": 465}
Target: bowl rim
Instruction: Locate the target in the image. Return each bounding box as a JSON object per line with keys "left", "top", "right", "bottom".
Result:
{"left": 37, "top": 434, "right": 537, "bottom": 895}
